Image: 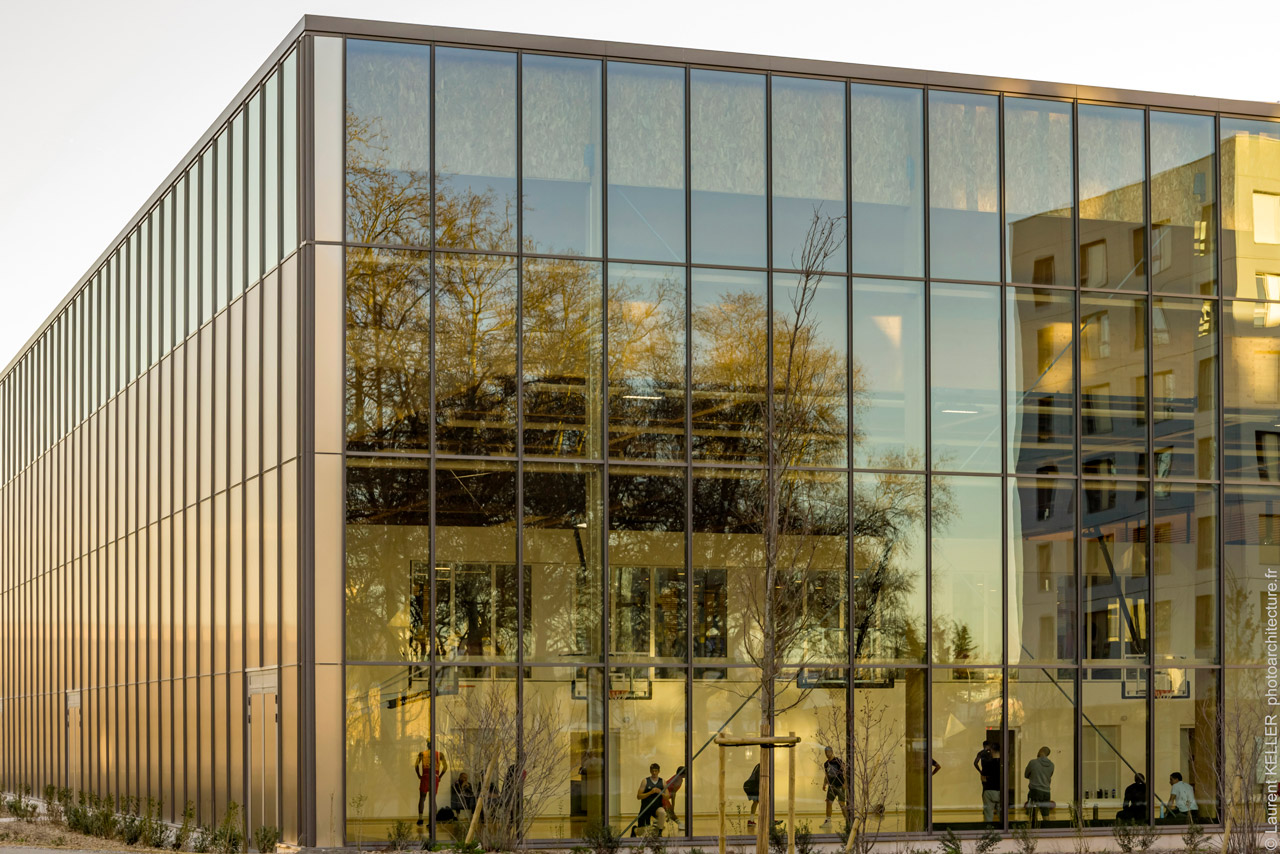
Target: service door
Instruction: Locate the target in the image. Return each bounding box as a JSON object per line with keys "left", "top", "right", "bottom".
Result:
{"left": 245, "top": 669, "right": 280, "bottom": 836}
{"left": 66, "top": 690, "right": 82, "bottom": 792}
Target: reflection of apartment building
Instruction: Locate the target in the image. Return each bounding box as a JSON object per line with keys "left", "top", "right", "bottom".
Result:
{"left": 2, "top": 16, "right": 1278, "bottom": 847}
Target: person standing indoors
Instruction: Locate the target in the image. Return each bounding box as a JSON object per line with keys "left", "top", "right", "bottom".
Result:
{"left": 821, "top": 747, "right": 847, "bottom": 830}
{"left": 1023, "top": 746, "right": 1054, "bottom": 827}
{"left": 635, "top": 763, "right": 668, "bottom": 835}
{"left": 980, "top": 743, "right": 1002, "bottom": 826}
{"left": 415, "top": 743, "right": 449, "bottom": 826}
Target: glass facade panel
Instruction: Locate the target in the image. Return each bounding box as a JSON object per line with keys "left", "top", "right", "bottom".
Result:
{"left": 346, "top": 39, "right": 432, "bottom": 246}
{"left": 1079, "top": 105, "right": 1146, "bottom": 291}
{"left": 1081, "top": 294, "right": 1149, "bottom": 477}
{"left": 928, "top": 91, "right": 999, "bottom": 282}
{"left": 1008, "top": 668, "right": 1076, "bottom": 829}
{"left": 1221, "top": 117, "right": 1280, "bottom": 301}
{"left": 523, "top": 462, "right": 603, "bottom": 663}
{"left": 435, "top": 48, "right": 517, "bottom": 252}
{"left": 931, "top": 283, "right": 1000, "bottom": 472}
{"left": 1151, "top": 297, "right": 1217, "bottom": 480}
{"left": 931, "top": 477, "right": 1002, "bottom": 665}
{"left": 1150, "top": 111, "right": 1216, "bottom": 294}
{"left": 436, "top": 460, "right": 518, "bottom": 665}
{"left": 434, "top": 253, "right": 518, "bottom": 455}
{"left": 607, "top": 666, "right": 685, "bottom": 835}
{"left": 606, "top": 62, "right": 685, "bottom": 263}
{"left": 771, "top": 76, "right": 845, "bottom": 273}
{"left": 692, "top": 470, "right": 763, "bottom": 667}
{"left": 691, "top": 268, "right": 767, "bottom": 464}
{"left": 608, "top": 467, "right": 686, "bottom": 663}
{"left": 521, "top": 258, "right": 603, "bottom": 458}
{"left": 1081, "top": 669, "right": 1148, "bottom": 826}
{"left": 931, "top": 668, "right": 1003, "bottom": 830}
{"left": 345, "top": 248, "right": 432, "bottom": 451}
{"left": 607, "top": 263, "right": 686, "bottom": 461}
{"left": 1009, "top": 478, "right": 1076, "bottom": 665}
{"left": 1083, "top": 479, "right": 1149, "bottom": 663}
{"left": 772, "top": 272, "right": 847, "bottom": 467}
{"left": 852, "top": 472, "right": 926, "bottom": 664}
{"left": 691, "top": 669, "right": 761, "bottom": 833}
{"left": 1005, "top": 98, "right": 1073, "bottom": 287}
{"left": 851, "top": 278, "right": 924, "bottom": 470}
{"left": 1152, "top": 484, "right": 1217, "bottom": 666}
{"left": 526, "top": 666, "right": 604, "bottom": 837}
{"left": 690, "top": 69, "right": 766, "bottom": 267}
{"left": 850, "top": 84, "right": 923, "bottom": 277}
{"left": 522, "top": 55, "right": 602, "bottom": 257}
{"left": 1223, "top": 299, "right": 1280, "bottom": 481}
{"left": 1153, "top": 668, "right": 1218, "bottom": 823}
{"left": 1223, "top": 485, "right": 1277, "bottom": 664}
{"left": 1007, "top": 287, "right": 1075, "bottom": 475}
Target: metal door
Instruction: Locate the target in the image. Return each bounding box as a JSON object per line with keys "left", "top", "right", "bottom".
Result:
{"left": 245, "top": 669, "right": 280, "bottom": 836}
{"left": 67, "top": 691, "right": 82, "bottom": 792}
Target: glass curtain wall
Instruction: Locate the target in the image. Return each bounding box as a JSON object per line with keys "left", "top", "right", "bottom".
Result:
{"left": 337, "top": 36, "right": 1277, "bottom": 844}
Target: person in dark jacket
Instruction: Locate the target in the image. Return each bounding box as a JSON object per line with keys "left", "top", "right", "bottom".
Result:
{"left": 1116, "top": 773, "right": 1148, "bottom": 822}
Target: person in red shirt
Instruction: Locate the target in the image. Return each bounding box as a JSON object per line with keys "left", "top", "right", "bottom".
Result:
{"left": 415, "top": 744, "right": 449, "bottom": 826}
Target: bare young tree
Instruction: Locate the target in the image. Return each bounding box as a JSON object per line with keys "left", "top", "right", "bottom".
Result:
{"left": 440, "top": 682, "right": 566, "bottom": 851}
{"left": 815, "top": 692, "right": 898, "bottom": 854}
{"left": 1215, "top": 676, "right": 1267, "bottom": 854}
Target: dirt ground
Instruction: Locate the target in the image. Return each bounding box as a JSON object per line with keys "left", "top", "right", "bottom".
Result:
{"left": 0, "top": 818, "right": 176, "bottom": 853}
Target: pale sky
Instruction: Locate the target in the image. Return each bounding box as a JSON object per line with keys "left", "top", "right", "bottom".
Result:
{"left": 2, "top": 0, "right": 1277, "bottom": 369}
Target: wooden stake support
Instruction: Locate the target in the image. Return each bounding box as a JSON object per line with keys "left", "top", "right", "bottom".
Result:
{"left": 714, "top": 733, "right": 801, "bottom": 854}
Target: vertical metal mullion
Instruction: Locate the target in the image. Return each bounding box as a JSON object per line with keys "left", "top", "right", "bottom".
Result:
{"left": 762, "top": 70, "right": 776, "bottom": 832}
{"left": 997, "top": 92, "right": 1010, "bottom": 833}
{"left": 921, "top": 85, "right": 934, "bottom": 833}
{"left": 512, "top": 49, "right": 530, "bottom": 832}
{"left": 598, "top": 62, "right": 615, "bottom": 834}
{"left": 1071, "top": 97, "right": 1085, "bottom": 820}
{"left": 1142, "top": 107, "right": 1156, "bottom": 826}
{"left": 843, "top": 77, "right": 857, "bottom": 830}
{"left": 1212, "top": 111, "right": 1227, "bottom": 819}
{"left": 426, "top": 39, "right": 439, "bottom": 847}
{"left": 683, "top": 62, "right": 695, "bottom": 840}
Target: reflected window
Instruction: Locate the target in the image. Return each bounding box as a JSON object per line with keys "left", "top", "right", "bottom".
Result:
{"left": 435, "top": 48, "right": 517, "bottom": 252}
{"left": 522, "top": 55, "right": 602, "bottom": 256}
{"left": 929, "top": 90, "right": 999, "bottom": 281}
{"left": 772, "top": 76, "right": 846, "bottom": 272}
{"left": 1005, "top": 98, "right": 1073, "bottom": 287}
{"left": 607, "top": 62, "right": 685, "bottom": 262}
{"left": 850, "top": 84, "right": 923, "bottom": 276}
{"left": 851, "top": 279, "right": 925, "bottom": 469}
{"left": 346, "top": 40, "right": 432, "bottom": 246}
{"left": 690, "top": 70, "right": 765, "bottom": 267}
{"left": 1079, "top": 105, "right": 1146, "bottom": 291}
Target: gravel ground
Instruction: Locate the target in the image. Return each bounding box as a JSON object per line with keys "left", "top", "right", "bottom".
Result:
{"left": 0, "top": 819, "right": 177, "bottom": 853}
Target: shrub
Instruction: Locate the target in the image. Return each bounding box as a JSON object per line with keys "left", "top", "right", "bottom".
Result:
{"left": 385, "top": 821, "right": 412, "bottom": 852}
{"left": 90, "top": 793, "right": 119, "bottom": 839}
{"left": 254, "top": 824, "right": 281, "bottom": 854}
{"left": 174, "top": 801, "right": 196, "bottom": 851}
{"left": 121, "top": 811, "right": 145, "bottom": 846}
{"left": 192, "top": 824, "right": 216, "bottom": 853}
{"left": 1182, "top": 821, "right": 1212, "bottom": 854}
{"left": 975, "top": 829, "right": 1002, "bottom": 854}
{"left": 794, "top": 823, "right": 816, "bottom": 854}
{"left": 641, "top": 826, "right": 666, "bottom": 854}
{"left": 1012, "top": 823, "right": 1038, "bottom": 854}
{"left": 938, "top": 829, "right": 964, "bottom": 854}
{"left": 214, "top": 802, "right": 245, "bottom": 854}
{"left": 582, "top": 821, "right": 622, "bottom": 854}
